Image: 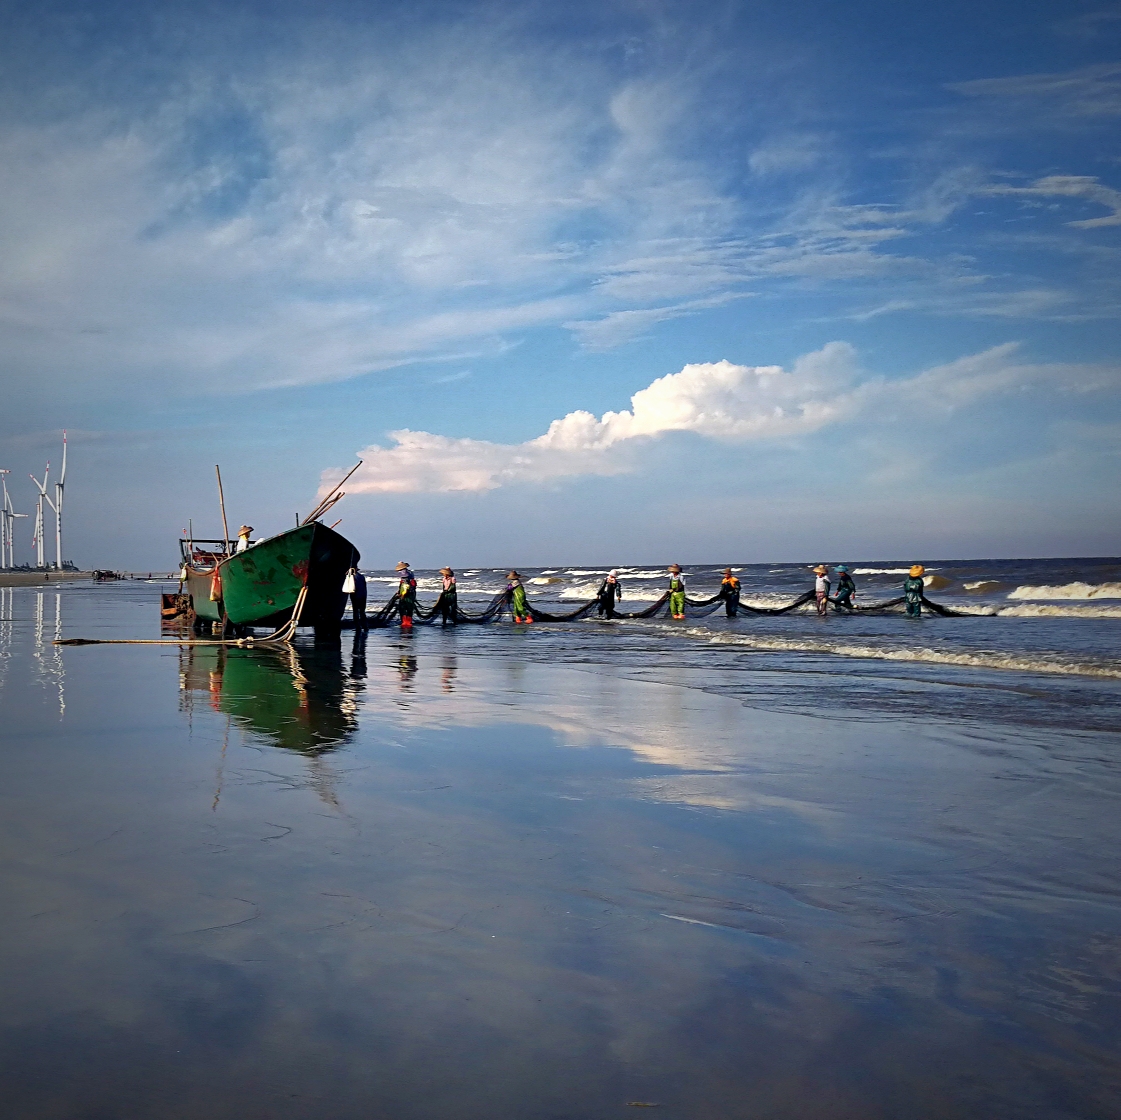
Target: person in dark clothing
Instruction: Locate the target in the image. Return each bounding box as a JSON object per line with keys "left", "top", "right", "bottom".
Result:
{"left": 343, "top": 566, "right": 367, "bottom": 629}
{"left": 438, "top": 567, "right": 458, "bottom": 625}
{"left": 395, "top": 561, "right": 417, "bottom": 629}
{"left": 904, "top": 564, "right": 925, "bottom": 618}
{"left": 832, "top": 565, "right": 856, "bottom": 610}
{"left": 718, "top": 568, "right": 741, "bottom": 617}
{"left": 597, "top": 569, "right": 623, "bottom": 617}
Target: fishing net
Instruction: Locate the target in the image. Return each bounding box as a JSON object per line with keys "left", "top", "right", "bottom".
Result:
{"left": 350, "top": 585, "right": 969, "bottom": 626}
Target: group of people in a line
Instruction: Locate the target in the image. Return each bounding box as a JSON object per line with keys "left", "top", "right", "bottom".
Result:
{"left": 341, "top": 561, "right": 931, "bottom": 629}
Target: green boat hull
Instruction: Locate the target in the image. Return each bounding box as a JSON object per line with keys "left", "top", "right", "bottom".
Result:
{"left": 221, "top": 523, "right": 359, "bottom": 628}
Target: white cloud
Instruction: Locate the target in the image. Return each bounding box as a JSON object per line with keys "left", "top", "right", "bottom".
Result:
{"left": 326, "top": 343, "right": 1121, "bottom": 495}
{"left": 985, "top": 174, "right": 1121, "bottom": 228}
{"left": 949, "top": 63, "right": 1121, "bottom": 117}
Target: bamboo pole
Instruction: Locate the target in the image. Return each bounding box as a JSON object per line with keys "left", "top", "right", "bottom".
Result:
{"left": 215, "top": 465, "right": 231, "bottom": 554}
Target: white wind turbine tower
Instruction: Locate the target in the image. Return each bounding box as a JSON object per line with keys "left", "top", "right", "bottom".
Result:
{"left": 30, "top": 460, "right": 50, "bottom": 569}
{"left": 0, "top": 471, "right": 28, "bottom": 569}
{"left": 54, "top": 432, "right": 67, "bottom": 569}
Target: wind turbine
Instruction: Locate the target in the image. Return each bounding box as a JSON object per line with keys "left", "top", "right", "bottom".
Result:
{"left": 0, "top": 471, "right": 27, "bottom": 568}
{"left": 54, "top": 432, "right": 67, "bottom": 569}
{"left": 30, "top": 461, "right": 51, "bottom": 569}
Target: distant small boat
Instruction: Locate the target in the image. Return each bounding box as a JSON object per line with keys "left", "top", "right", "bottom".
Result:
{"left": 180, "top": 522, "right": 358, "bottom": 631}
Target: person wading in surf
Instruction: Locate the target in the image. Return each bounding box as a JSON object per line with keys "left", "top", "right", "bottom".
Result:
{"left": 508, "top": 571, "right": 533, "bottom": 623}
{"left": 342, "top": 566, "right": 367, "bottom": 629}
{"left": 904, "top": 565, "right": 925, "bottom": 618}
{"left": 438, "top": 567, "right": 457, "bottom": 626}
{"left": 832, "top": 565, "right": 856, "bottom": 611}
{"left": 597, "top": 570, "right": 623, "bottom": 618}
{"left": 668, "top": 564, "right": 686, "bottom": 620}
{"left": 813, "top": 565, "right": 830, "bottom": 617}
{"left": 718, "top": 568, "right": 741, "bottom": 617}
{"left": 396, "top": 562, "right": 417, "bottom": 629}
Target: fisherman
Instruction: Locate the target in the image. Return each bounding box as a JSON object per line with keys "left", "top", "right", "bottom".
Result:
{"left": 342, "top": 565, "right": 367, "bottom": 629}
{"left": 904, "top": 564, "right": 925, "bottom": 618}
{"left": 235, "top": 525, "right": 253, "bottom": 553}
{"left": 813, "top": 565, "right": 830, "bottom": 617}
{"left": 507, "top": 571, "right": 532, "bottom": 623}
{"left": 396, "top": 561, "right": 417, "bottom": 629}
{"left": 438, "top": 567, "right": 458, "bottom": 626}
{"left": 597, "top": 569, "right": 623, "bottom": 618}
{"left": 718, "top": 568, "right": 741, "bottom": 617}
{"left": 833, "top": 565, "right": 856, "bottom": 611}
{"left": 668, "top": 564, "right": 686, "bottom": 620}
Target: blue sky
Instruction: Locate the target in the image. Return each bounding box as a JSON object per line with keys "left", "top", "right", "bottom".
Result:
{"left": 1, "top": 0, "right": 1119, "bottom": 568}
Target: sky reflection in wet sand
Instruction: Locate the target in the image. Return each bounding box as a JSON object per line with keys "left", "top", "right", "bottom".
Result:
{"left": 1, "top": 586, "right": 1119, "bottom": 1119}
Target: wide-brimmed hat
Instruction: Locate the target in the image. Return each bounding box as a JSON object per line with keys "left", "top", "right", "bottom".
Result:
{"left": 238, "top": 525, "right": 253, "bottom": 535}
{"left": 668, "top": 563, "right": 682, "bottom": 573}
{"left": 507, "top": 570, "right": 521, "bottom": 579}
{"left": 909, "top": 564, "right": 925, "bottom": 577}
{"left": 439, "top": 567, "right": 454, "bottom": 576}
{"left": 722, "top": 567, "right": 734, "bottom": 576}
{"left": 812, "top": 564, "right": 828, "bottom": 575}
{"left": 608, "top": 569, "right": 618, "bottom": 578}
{"left": 395, "top": 561, "right": 410, "bottom": 571}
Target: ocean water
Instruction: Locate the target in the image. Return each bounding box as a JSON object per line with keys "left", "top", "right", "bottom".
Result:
{"left": 1, "top": 559, "right": 1119, "bottom": 1118}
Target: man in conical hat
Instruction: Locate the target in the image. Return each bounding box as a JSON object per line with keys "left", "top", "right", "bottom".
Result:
{"left": 396, "top": 561, "right": 417, "bottom": 629}
{"left": 438, "top": 567, "right": 457, "bottom": 626}
{"left": 904, "top": 564, "right": 925, "bottom": 618}
{"left": 812, "top": 565, "right": 830, "bottom": 617}
{"left": 235, "top": 525, "right": 254, "bottom": 553}
{"left": 667, "top": 564, "right": 686, "bottom": 620}
{"left": 507, "top": 570, "right": 532, "bottom": 623}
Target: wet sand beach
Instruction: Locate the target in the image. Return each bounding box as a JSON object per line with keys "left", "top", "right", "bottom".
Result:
{"left": 1, "top": 582, "right": 1119, "bottom": 1118}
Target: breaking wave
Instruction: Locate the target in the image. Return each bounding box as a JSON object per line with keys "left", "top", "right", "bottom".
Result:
{"left": 998, "top": 603, "right": 1121, "bottom": 619}
{"left": 1007, "top": 582, "right": 1121, "bottom": 601}
{"left": 673, "top": 628, "right": 1121, "bottom": 679}
{"left": 853, "top": 567, "right": 940, "bottom": 575}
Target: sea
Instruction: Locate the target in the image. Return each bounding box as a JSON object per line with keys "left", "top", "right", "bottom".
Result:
{"left": 1, "top": 555, "right": 1119, "bottom": 1118}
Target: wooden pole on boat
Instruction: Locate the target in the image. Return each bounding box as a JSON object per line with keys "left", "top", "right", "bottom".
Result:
{"left": 215, "top": 465, "right": 230, "bottom": 554}
{"left": 301, "top": 460, "right": 362, "bottom": 525}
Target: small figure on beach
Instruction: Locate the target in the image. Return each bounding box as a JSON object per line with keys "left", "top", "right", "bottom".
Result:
{"left": 719, "top": 568, "right": 741, "bottom": 617}
{"left": 904, "top": 564, "right": 925, "bottom": 618}
{"left": 507, "top": 571, "right": 533, "bottom": 623}
{"left": 813, "top": 565, "right": 830, "bottom": 617}
{"left": 597, "top": 570, "right": 623, "bottom": 618}
{"left": 396, "top": 562, "right": 417, "bottom": 629}
{"left": 833, "top": 565, "right": 856, "bottom": 611}
{"left": 668, "top": 564, "right": 686, "bottom": 619}
{"left": 235, "top": 525, "right": 253, "bottom": 553}
{"left": 342, "top": 566, "right": 367, "bottom": 629}
{"left": 438, "top": 567, "right": 457, "bottom": 626}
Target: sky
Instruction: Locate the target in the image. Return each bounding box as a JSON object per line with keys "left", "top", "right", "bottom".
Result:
{"left": 0, "top": 0, "right": 1119, "bottom": 569}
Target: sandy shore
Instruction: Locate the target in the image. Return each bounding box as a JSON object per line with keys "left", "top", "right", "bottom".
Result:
{"left": 0, "top": 570, "right": 97, "bottom": 587}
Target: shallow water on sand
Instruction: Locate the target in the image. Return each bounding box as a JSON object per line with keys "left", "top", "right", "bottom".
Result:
{"left": 2, "top": 583, "right": 1120, "bottom": 1118}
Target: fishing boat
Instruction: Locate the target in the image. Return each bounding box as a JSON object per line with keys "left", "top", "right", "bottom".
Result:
{"left": 180, "top": 522, "right": 358, "bottom": 631}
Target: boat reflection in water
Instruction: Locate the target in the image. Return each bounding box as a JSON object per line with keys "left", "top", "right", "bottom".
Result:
{"left": 178, "top": 638, "right": 367, "bottom": 755}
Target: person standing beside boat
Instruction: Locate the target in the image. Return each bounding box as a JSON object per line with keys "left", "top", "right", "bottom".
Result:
{"left": 236, "top": 525, "right": 253, "bottom": 553}
{"left": 396, "top": 562, "right": 417, "bottom": 629}
{"left": 342, "top": 566, "right": 366, "bottom": 630}
{"left": 596, "top": 570, "right": 623, "bottom": 618}
{"left": 438, "top": 567, "right": 458, "bottom": 626}
{"left": 904, "top": 565, "right": 925, "bottom": 618}
{"left": 718, "top": 568, "right": 741, "bottom": 617}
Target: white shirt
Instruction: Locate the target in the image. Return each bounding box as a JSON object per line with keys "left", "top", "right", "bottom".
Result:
{"left": 236, "top": 537, "right": 250, "bottom": 552}
{"left": 815, "top": 575, "right": 829, "bottom": 594}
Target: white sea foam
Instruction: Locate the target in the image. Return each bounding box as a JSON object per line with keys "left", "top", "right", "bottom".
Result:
{"left": 964, "top": 580, "right": 1002, "bottom": 592}
{"left": 565, "top": 569, "right": 607, "bottom": 576}
{"left": 674, "top": 628, "right": 1121, "bottom": 679}
{"left": 1007, "top": 582, "right": 1121, "bottom": 601}
{"left": 998, "top": 603, "right": 1121, "bottom": 619}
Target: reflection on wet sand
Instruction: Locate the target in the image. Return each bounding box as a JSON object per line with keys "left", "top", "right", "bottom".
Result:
{"left": 179, "top": 638, "right": 366, "bottom": 755}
